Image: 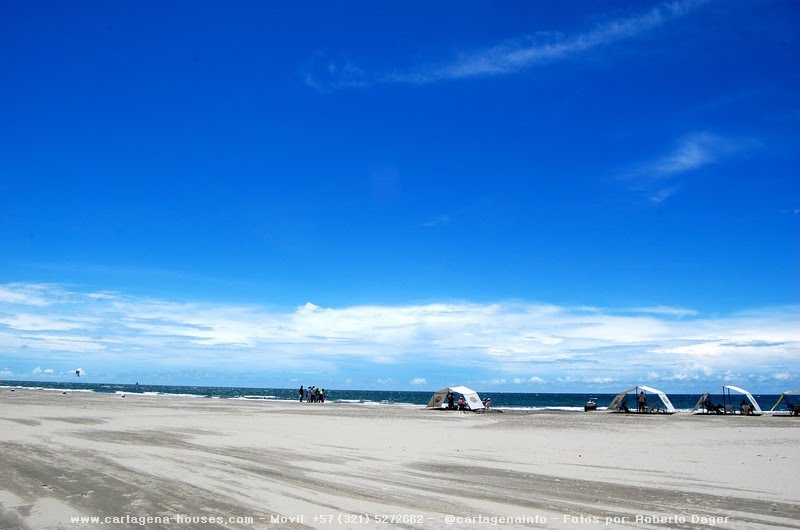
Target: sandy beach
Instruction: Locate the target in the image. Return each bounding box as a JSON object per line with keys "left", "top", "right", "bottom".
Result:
{"left": 0, "top": 389, "right": 798, "bottom": 529}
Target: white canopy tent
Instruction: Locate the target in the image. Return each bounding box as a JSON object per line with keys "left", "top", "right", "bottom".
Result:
{"left": 691, "top": 385, "right": 763, "bottom": 415}
{"left": 770, "top": 388, "right": 800, "bottom": 414}
{"left": 607, "top": 385, "right": 675, "bottom": 414}
{"left": 426, "top": 386, "right": 484, "bottom": 410}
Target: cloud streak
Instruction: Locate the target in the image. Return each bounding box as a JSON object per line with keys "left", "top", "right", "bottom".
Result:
{"left": 623, "top": 132, "right": 756, "bottom": 203}
{"left": 0, "top": 283, "right": 798, "bottom": 390}
{"left": 639, "top": 133, "right": 730, "bottom": 179}
{"left": 306, "top": 0, "right": 707, "bottom": 90}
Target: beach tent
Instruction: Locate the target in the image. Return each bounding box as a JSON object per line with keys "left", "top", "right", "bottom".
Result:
{"left": 770, "top": 388, "right": 800, "bottom": 414}
{"left": 426, "top": 386, "right": 484, "bottom": 410}
{"left": 691, "top": 385, "right": 763, "bottom": 415}
{"left": 607, "top": 385, "right": 675, "bottom": 413}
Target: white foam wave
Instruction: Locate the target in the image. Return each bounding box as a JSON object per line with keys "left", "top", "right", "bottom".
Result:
{"left": 0, "top": 385, "right": 94, "bottom": 393}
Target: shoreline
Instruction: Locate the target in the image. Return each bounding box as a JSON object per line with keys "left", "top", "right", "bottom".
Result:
{"left": 2, "top": 389, "right": 799, "bottom": 528}
{"left": 1, "top": 382, "right": 786, "bottom": 414}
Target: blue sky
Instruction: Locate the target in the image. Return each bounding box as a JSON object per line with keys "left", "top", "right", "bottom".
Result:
{"left": 0, "top": 0, "right": 798, "bottom": 392}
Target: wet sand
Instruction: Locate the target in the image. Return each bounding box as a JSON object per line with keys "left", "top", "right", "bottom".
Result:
{"left": 1, "top": 389, "right": 798, "bottom": 529}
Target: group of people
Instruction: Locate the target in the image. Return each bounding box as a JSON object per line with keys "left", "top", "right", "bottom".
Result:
{"left": 620, "top": 393, "right": 759, "bottom": 415}
{"left": 444, "top": 392, "right": 492, "bottom": 411}
{"left": 703, "top": 396, "right": 754, "bottom": 415}
{"left": 299, "top": 385, "right": 327, "bottom": 403}
{"left": 444, "top": 392, "right": 461, "bottom": 410}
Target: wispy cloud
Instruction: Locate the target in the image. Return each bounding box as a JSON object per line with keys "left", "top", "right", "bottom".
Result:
{"left": 306, "top": 0, "right": 707, "bottom": 90}
{"left": 1, "top": 282, "right": 798, "bottom": 390}
{"left": 421, "top": 214, "right": 451, "bottom": 228}
{"left": 623, "top": 132, "right": 754, "bottom": 203}
{"left": 628, "top": 306, "right": 699, "bottom": 318}
{"left": 0, "top": 283, "right": 66, "bottom": 307}
{"left": 556, "top": 376, "right": 618, "bottom": 385}
{"left": 641, "top": 132, "right": 728, "bottom": 178}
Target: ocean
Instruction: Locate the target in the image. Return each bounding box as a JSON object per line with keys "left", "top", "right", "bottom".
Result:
{"left": 0, "top": 380, "right": 783, "bottom": 412}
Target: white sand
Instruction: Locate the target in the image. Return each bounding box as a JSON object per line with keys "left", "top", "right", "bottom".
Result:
{"left": 1, "top": 389, "right": 798, "bottom": 529}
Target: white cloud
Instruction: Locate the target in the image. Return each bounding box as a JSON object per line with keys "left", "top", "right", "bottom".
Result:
{"left": 307, "top": 0, "right": 706, "bottom": 89}
{"left": 87, "top": 291, "right": 118, "bottom": 300}
{"left": 410, "top": 377, "right": 427, "bottom": 385}
{"left": 557, "top": 376, "right": 618, "bottom": 385}
{"left": 513, "top": 376, "right": 547, "bottom": 384}
{"left": 584, "top": 377, "right": 617, "bottom": 384}
{"left": 0, "top": 368, "right": 12, "bottom": 376}
{"left": 0, "top": 312, "right": 95, "bottom": 332}
{"left": 0, "top": 283, "right": 63, "bottom": 307}
{"left": 1, "top": 282, "right": 798, "bottom": 389}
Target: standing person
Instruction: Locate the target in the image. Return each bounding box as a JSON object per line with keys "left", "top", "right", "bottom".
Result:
{"left": 447, "top": 392, "right": 455, "bottom": 410}
{"left": 299, "top": 386, "right": 304, "bottom": 402}
{"left": 637, "top": 391, "right": 647, "bottom": 413}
